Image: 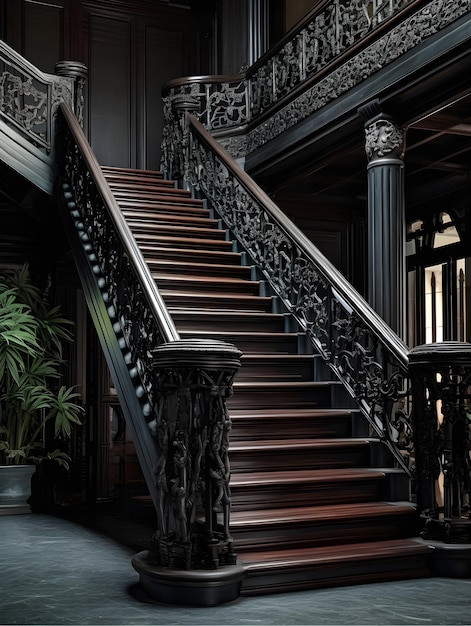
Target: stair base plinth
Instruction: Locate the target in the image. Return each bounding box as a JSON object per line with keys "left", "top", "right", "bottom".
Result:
{"left": 424, "top": 540, "right": 471, "bottom": 578}
{"left": 132, "top": 551, "right": 246, "bottom": 606}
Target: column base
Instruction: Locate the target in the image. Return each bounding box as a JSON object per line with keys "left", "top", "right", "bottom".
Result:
{"left": 132, "top": 550, "right": 246, "bottom": 606}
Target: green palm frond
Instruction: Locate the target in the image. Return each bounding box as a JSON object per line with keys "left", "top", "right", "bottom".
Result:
{"left": 0, "top": 263, "right": 83, "bottom": 466}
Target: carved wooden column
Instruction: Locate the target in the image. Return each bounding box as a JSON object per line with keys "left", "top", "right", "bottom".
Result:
{"left": 360, "top": 103, "right": 406, "bottom": 340}
{"left": 132, "top": 339, "right": 245, "bottom": 606}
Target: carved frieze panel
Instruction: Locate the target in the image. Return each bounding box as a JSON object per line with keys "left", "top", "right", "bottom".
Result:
{"left": 246, "top": 0, "right": 469, "bottom": 154}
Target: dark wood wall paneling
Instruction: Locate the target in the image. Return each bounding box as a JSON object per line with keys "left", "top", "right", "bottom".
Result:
{"left": 0, "top": 0, "right": 70, "bottom": 71}
{"left": 88, "top": 14, "right": 133, "bottom": 167}
{"left": 144, "top": 26, "right": 182, "bottom": 169}
{"left": 0, "top": 0, "right": 213, "bottom": 169}
{"left": 82, "top": 1, "right": 211, "bottom": 169}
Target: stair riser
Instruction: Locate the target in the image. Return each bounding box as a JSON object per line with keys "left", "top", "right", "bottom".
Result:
{"left": 139, "top": 247, "right": 241, "bottom": 266}
{"left": 113, "top": 190, "right": 201, "bottom": 206}
{"left": 108, "top": 181, "right": 186, "bottom": 193}
{"left": 240, "top": 555, "right": 431, "bottom": 596}
{"left": 229, "top": 415, "right": 353, "bottom": 441}
{"left": 230, "top": 480, "right": 383, "bottom": 510}
{"left": 134, "top": 236, "right": 233, "bottom": 251}
{"left": 155, "top": 278, "right": 260, "bottom": 296}
{"left": 237, "top": 359, "right": 315, "bottom": 382}
{"left": 232, "top": 514, "right": 416, "bottom": 553}
{"left": 229, "top": 445, "right": 371, "bottom": 473}
{"left": 124, "top": 214, "right": 219, "bottom": 230}
{"left": 162, "top": 294, "right": 273, "bottom": 312}
{"left": 173, "top": 314, "right": 287, "bottom": 333}
{"left": 129, "top": 224, "right": 227, "bottom": 240}
{"left": 148, "top": 264, "right": 251, "bottom": 280}
{"left": 119, "top": 201, "right": 209, "bottom": 218}
{"left": 179, "top": 332, "right": 299, "bottom": 354}
{"left": 228, "top": 385, "right": 332, "bottom": 409}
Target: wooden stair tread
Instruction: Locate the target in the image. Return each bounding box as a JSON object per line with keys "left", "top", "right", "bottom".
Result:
{"left": 169, "top": 309, "right": 284, "bottom": 319}
{"left": 133, "top": 234, "right": 234, "bottom": 249}
{"left": 229, "top": 408, "right": 351, "bottom": 418}
{"left": 230, "top": 467, "right": 386, "bottom": 487}
{"left": 129, "top": 223, "right": 226, "bottom": 238}
{"left": 110, "top": 183, "right": 181, "bottom": 195}
{"left": 116, "top": 194, "right": 204, "bottom": 208}
{"left": 230, "top": 438, "right": 370, "bottom": 451}
{"left": 239, "top": 538, "right": 431, "bottom": 568}
{"left": 154, "top": 274, "right": 257, "bottom": 288}
{"left": 240, "top": 354, "right": 314, "bottom": 361}
{"left": 112, "top": 189, "right": 201, "bottom": 205}
{"left": 123, "top": 211, "right": 218, "bottom": 226}
{"left": 117, "top": 199, "right": 209, "bottom": 216}
{"left": 102, "top": 165, "right": 165, "bottom": 178}
{"left": 160, "top": 290, "right": 271, "bottom": 304}
{"left": 233, "top": 381, "right": 331, "bottom": 389}
{"left": 147, "top": 259, "right": 250, "bottom": 274}
{"left": 179, "top": 330, "right": 298, "bottom": 339}
{"left": 139, "top": 246, "right": 241, "bottom": 263}
{"left": 230, "top": 501, "right": 415, "bottom": 526}
{"left": 108, "top": 181, "right": 185, "bottom": 193}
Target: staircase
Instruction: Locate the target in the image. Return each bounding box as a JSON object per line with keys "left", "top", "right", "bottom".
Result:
{"left": 101, "top": 165, "right": 432, "bottom": 595}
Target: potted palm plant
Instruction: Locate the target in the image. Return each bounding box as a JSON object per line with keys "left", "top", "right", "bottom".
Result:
{"left": 0, "top": 263, "right": 84, "bottom": 513}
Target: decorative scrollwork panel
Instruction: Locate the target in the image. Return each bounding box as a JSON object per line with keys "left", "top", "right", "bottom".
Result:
{"left": 0, "top": 42, "right": 75, "bottom": 151}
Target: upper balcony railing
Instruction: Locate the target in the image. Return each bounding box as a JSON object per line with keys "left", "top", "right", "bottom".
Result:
{"left": 0, "top": 40, "right": 86, "bottom": 153}
{"left": 162, "top": 0, "right": 469, "bottom": 158}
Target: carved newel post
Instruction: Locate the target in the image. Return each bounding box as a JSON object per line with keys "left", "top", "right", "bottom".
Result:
{"left": 162, "top": 94, "right": 200, "bottom": 182}
{"left": 409, "top": 342, "right": 471, "bottom": 555}
{"left": 132, "top": 339, "right": 245, "bottom": 606}
{"left": 360, "top": 103, "right": 406, "bottom": 340}
{"left": 54, "top": 61, "right": 88, "bottom": 127}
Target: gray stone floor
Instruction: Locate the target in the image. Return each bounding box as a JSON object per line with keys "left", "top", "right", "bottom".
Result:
{"left": 1, "top": 513, "right": 471, "bottom": 626}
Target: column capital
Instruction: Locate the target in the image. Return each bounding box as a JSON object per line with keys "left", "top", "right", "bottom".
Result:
{"left": 364, "top": 116, "right": 405, "bottom": 163}
{"left": 358, "top": 100, "right": 405, "bottom": 163}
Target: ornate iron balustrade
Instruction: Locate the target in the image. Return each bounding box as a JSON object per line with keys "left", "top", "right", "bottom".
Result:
{"left": 0, "top": 40, "right": 85, "bottom": 152}
{"left": 162, "top": 0, "right": 469, "bottom": 161}
{"left": 165, "top": 111, "right": 413, "bottom": 475}
{"left": 247, "top": 0, "right": 411, "bottom": 118}
{"left": 57, "top": 103, "right": 180, "bottom": 415}
{"left": 409, "top": 342, "right": 471, "bottom": 543}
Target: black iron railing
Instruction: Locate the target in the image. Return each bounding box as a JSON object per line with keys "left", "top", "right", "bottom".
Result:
{"left": 163, "top": 108, "right": 414, "bottom": 475}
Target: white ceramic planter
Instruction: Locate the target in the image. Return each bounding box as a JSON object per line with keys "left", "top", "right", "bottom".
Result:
{"left": 0, "top": 465, "right": 36, "bottom": 514}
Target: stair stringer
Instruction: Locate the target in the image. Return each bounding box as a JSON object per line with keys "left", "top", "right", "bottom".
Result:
{"left": 0, "top": 120, "right": 55, "bottom": 194}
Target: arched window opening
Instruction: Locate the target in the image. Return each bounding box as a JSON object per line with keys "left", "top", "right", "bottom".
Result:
{"left": 407, "top": 210, "right": 467, "bottom": 347}
{"left": 406, "top": 219, "right": 424, "bottom": 256}
{"left": 433, "top": 212, "right": 461, "bottom": 249}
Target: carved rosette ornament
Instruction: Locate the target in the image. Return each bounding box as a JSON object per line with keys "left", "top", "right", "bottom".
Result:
{"left": 364, "top": 117, "right": 404, "bottom": 163}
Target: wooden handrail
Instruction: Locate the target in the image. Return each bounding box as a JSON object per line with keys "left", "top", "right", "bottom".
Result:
{"left": 162, "top": 74, "right": 244, "bottom": 96}
{"left": 188, "top": 114, "right": 409, "bottom": 369}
